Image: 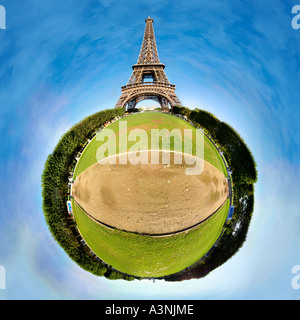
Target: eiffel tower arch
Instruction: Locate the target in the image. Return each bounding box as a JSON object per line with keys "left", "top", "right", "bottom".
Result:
{"left": 115, "top": 17, "right": 183, "bottom": 111}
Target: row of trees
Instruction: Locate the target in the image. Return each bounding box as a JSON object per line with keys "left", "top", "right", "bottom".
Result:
{"left": 42, "top": 107, "right": 135, "bottom": 280}
{"left": 172, "top": 106, "right": 257, "bottom": 185}
{"left": 164, "top": 106, "right": 257, "bottom": 281}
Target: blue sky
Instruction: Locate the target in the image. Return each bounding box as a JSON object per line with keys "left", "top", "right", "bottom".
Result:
{"left": 0, "top": 0, "right": 300, "bottom": 300}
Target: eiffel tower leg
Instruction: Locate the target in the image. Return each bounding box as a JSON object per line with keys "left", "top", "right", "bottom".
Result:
{"left": 159, "top": 97, "right": 169, "bottom": 111}
{"left": 127, "top": 98, "right": 136, "bottom": 111}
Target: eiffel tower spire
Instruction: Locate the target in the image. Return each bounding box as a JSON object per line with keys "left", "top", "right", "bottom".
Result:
{"left": 115, "top": 17, "right": 182, "bottom": 111}
{"left": 137, "top": 17, "right": 160, "bottom": 65}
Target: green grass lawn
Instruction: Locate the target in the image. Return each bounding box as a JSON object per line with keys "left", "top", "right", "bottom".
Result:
{"left": 74, "top": 112, "right": 227, "bottom": 178}
{"left": 72, "top": 198, "right": 230, "bottom": 278}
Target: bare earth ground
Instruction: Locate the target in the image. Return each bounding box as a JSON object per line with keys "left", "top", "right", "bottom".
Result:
{"left": 72, "top": 151, "right": 229, "bottom": 235}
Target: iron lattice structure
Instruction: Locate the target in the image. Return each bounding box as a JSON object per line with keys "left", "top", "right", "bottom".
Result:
{"left": 115, "top": 17, "right": 183, "bottom": 111}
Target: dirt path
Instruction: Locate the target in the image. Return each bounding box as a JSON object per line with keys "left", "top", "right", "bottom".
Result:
{"left": 72, "top": 151, "right": 229, "bottom": 234}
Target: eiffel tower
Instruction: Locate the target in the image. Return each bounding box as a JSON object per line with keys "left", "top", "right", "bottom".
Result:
{"left": 115, "top": 17, "right": 183, "bottom": 111}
